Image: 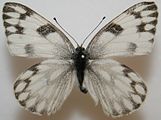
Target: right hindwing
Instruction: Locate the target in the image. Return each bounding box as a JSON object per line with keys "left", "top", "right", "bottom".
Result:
{"left": 84, "top": 59, "right": 147, "bottom": 117}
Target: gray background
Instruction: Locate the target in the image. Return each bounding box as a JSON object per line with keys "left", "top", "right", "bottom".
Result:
{"left": 0, "top": 0, "right": 161, "bottom": 120}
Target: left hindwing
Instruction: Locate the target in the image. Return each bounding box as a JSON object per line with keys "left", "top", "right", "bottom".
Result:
{"left": 84, "top": 59, "right": 147, "bottom": 117}
{"left": 14, "top": 59, "right": 75, "bottom": 115}
{"left": 86, "top": 2, "right": 158, "bottom": 59}
{"left": 3, "top": 2, "right": 74, "bottom": 59}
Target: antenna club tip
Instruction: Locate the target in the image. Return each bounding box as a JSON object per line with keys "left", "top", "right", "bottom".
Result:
{"left": 53, "top": 17, "right": 57, "bottom": 21}
{"left": 103, "top": 16, "right": 106, "bottom": 20}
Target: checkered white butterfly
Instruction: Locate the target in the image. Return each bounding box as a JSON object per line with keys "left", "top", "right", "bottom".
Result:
{"left": 2, "top": 1, "right": 158, "bottom": 118}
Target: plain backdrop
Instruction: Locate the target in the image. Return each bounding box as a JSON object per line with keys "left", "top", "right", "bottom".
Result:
{"left": 0, "top": 0, "right": 161, "bottom": 120}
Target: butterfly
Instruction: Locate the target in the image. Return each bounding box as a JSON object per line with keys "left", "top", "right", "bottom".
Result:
{"left": 2, "top": 1, "right": 158, "bottom": 118}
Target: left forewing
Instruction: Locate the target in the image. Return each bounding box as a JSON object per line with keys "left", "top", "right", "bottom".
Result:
{"left": 3, "top": 2, "right": 74, "bottom": 59}
{"left": 87, "top": 2, "right": 158, "bottom": 59}
{"left": 84, "top": 59, "right": 147, "bottom": 117}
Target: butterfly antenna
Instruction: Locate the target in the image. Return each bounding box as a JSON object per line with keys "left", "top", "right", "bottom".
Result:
{"left": 81, "top": 16, "right": 106, "bottom": 46}
{"left": 53, "top": 17, "right": 79, "bottom": 46}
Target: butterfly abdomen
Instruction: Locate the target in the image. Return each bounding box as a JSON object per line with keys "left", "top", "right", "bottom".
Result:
{"left": 72, "top": 47, "right": 89, "bottom": 94}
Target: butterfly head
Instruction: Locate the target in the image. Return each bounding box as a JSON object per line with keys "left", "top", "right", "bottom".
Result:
{"left": 74, "top": 47, "right": 89, "bottom": 60}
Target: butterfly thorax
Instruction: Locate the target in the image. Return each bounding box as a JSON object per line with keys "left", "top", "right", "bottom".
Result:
{"left": 72, "top": 47, "right": 89, "bottom": 94}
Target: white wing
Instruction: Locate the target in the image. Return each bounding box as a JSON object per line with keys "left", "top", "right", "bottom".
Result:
{"left": 14, "top": 59, "right": 75, "bottom": 115}
{"left": 86, "top": 2, "right": 158, "bottom": 59}
{"left": 3, "top": 2, "right": 74, "bottom": 59}
{"left": 84, "top": 59, "right": 147, "bottom": 117}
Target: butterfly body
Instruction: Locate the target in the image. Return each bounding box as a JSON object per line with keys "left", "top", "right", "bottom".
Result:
{"left": 72, "top": 47, "right": 89, "bottom": 93}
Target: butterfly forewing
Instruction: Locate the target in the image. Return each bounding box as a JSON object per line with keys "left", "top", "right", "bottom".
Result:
{"left": 3, "top": 2, "right": 74, "bottom": 59}
{"left": 86, "top": 2, "right": 158, "bottom": 59}
{"left": 84, "top": 59, "right": 147, "bottom": 117}
{"left": 14, "top": 59, "right": 75, "bottom": 115}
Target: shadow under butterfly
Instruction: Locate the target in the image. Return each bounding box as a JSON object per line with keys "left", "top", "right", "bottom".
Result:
{"left": 2, "top": 1, "right": 158, "bottom": 118}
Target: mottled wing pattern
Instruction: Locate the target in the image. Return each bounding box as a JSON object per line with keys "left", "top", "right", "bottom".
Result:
{"left": 86, "top": 2, "right": 158, "bottom": 59}
{"left": 84, "top": 59, "right": 147, "bottom": 117}
{"left": 3, "top": 2, "right": 74, "bottom": 59}
{"left": 14, "top": 59, "right": 75, "bottom": 115}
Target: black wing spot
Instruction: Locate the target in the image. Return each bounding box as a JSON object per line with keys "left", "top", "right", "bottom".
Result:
{"left": 37, "top": 24, "right": 56, "bottom": 36}
{"left": 24, "top": 44, "right": 34, "bottom": 55}
{"left": 128, "top": 43, "right": 137, "bottom": 52}
{"left": 105, "top": 23, "right": 124, "bottom": 36}
{"left": 149, "top": 39, "right": 154, "bottom": 43}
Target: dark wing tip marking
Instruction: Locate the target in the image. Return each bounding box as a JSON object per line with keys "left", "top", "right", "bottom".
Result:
{"left": 3, "top": 2, "right": 34, "bottom": 18}
{"left": 37, "top": 24, "right": 56, "bottom": 36}
{"left": 3, "top": 5, "right": 16, "bottom": 13}
{"left": 143, "top": 4, "right": 157, "bottom": 11}
{"left": 143, "top": 2, "right": 154, "bottom": 5}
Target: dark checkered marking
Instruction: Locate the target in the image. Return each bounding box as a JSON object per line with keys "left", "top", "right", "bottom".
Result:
{"left": 2, "top": 14, "right": 12, "bottom": 19}
{"left": 131, "top": 11, "right": 142, "bottom": 19}
{"left": 15, "top": 25, "right": 24, "bottom": 34}
{"left": 37, "top": 24, "right": 56, "bottom": 36}
{"left": 4, "top": 25, "right": 23, "bottom": 36}
{"left": 149, "top": 12, "right": 158, "bottom": 18}
{"left": 105, "top": 23, "right": 124, "bottom": 35}
{"left": 130, "top": 81, "right": 147, "bottom": 101}
{"left": 121, "top": 64, "right": 134, "bottom": 77}
{"left": 137, "top": 22, "right": 156, "bottom": 34}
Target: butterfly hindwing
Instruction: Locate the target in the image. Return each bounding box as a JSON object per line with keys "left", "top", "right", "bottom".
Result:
{"left": 14, "top": 59, "right": 75, "bottom": 115}
{"left": 84, "top": 59, "right": 147, "bottom": 117}
{"left": 3, "top": 2, "right": 74, "bottom": 58}
{"left": 86, "top": 2, "right": 158, "bottom": 59}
